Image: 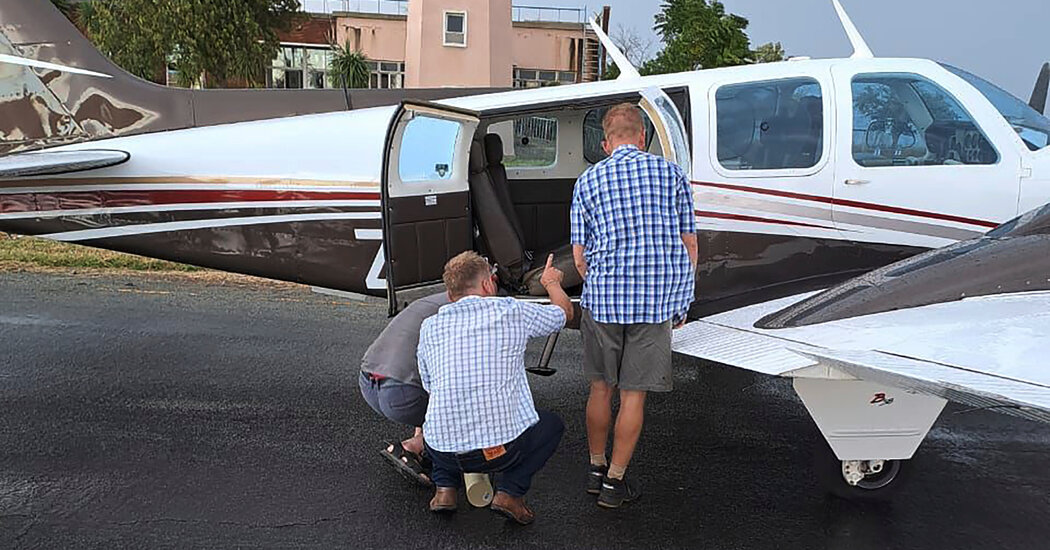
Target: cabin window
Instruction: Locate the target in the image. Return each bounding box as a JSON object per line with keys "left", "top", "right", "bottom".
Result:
{"left": 489, "top": 117, "right": 559, "bottom": 167}
{"left": 444, "top": 11, "right": 467, "bottom": 47}
{"left": 583, "top": 107, "right": 656, "bottom": 164}
{"left": 398, "top": 116, "right": 461, "bottom": 182}
{"left": 851, "top": 73, "right": 999, "bottom": 167}
{"left": 715, "top": 77, "right": 824, "bottom": 171}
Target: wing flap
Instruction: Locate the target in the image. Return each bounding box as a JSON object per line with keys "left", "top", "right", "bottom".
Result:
{"left": 0, "top": 149, "right": 129, "bottom": 178}
{"left": 672, "top": 320, "right": 818, "bottom": 375}
{"left": 801, "top": 349, "right": 1050, "bottom": 424}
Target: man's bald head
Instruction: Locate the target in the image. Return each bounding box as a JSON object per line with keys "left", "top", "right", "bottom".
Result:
{"left": 602, "top": 104, "right": 647, "bottom": 154}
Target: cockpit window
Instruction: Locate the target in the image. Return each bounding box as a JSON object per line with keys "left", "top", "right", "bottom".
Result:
{"left": 851, "top": 73, "right": 998, "bottom": 167}
{"left": 941, "top": 63, "right": 1050, "bottom": 151}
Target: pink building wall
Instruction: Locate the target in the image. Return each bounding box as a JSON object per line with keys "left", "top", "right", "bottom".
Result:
{"left": 329, "top": 4, "right": 591, "bottom": 88}
{"left": 513, "top": 23, "right": 582, "bottom": 71}
{"left": 334, "top": 14, "right": 408, "bottom": 63}
{"left": 405, "top": 0, "right": 513, "bottom": 88}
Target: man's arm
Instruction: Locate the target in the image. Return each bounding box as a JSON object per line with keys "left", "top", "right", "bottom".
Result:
{"left": 681, "top": 233, "right": 698, "bottom": 270}
{"left": 572, "top": 244, "right": 587, "bottom": 280}
{"left": 570, "top": 181, "right": 588, "bottom": 280}
{"left": 539, "top": 254, "right": 573, "bottom": 323}
{"left": 416, "top": 328, "right": 431, "bottom": 393}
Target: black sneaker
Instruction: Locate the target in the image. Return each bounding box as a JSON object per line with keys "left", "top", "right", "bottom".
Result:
{"left": 586, "top": 464, "right": 607, "bottom": 495}
{"left": 597, "top": 475, "right": 641, "bottom": 508}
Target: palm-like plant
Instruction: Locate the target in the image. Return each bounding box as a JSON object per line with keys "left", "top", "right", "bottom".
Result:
{"left": 330, "top": 40, "right": 370, "bottom": 89}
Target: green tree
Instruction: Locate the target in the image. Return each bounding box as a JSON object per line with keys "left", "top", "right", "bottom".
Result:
{"left": 80, "top": 0, "right": 301, "bottom": 88}
{"left": 752, "top": 41, "right": 787, "bottom": 63}
{"left": 329, "top": 41, "right": 370, "bottom": 89}
{"left": 645, "top": 0, "right": 752, "bottom": 74}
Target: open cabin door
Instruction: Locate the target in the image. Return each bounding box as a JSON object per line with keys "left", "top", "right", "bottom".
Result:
{"left": 639, "top": 87, "right": 693, "bottom": 176}
{"left": 382, "top": 101, "right": 480, "bottom": 314}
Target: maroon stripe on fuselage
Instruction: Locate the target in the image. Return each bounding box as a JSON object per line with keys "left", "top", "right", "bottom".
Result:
{"left": 695, "top": 210, "right": 835, "bottom": 230}
{"left": 692, "top": 181, "right": 998, "bottom": 229}
{"left": 0, "top": 190, "right": 381, "bottom": 213}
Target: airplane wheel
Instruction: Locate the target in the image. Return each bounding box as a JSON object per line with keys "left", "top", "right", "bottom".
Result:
{"left": 813, "top": 441, "right": 907, "bottom": 501}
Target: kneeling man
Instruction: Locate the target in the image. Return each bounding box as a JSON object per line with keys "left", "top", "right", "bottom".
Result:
{"left": 417, "top": 251, "right": 572, "bottom": 525}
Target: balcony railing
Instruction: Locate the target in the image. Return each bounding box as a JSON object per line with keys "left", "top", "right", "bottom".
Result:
{"left": 300, "top": 0, "right": 587, "bottom": 24}
{"left": 300, "top": 0, "right": 408, "bottom": 16}
{"left": 512, "top": 5, "right": 588, "bottom": 24}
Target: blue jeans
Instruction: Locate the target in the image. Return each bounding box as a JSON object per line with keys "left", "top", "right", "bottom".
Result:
{"left": 359, "top": 372, "right": 429, "bottom": 427}
{"left": 424, "top": 410, "right": 564, "bottom": 498}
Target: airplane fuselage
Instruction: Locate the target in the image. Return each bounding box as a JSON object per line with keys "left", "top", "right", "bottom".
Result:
{"left": 3, "top": 57, "right": 1050, "bottom": 316}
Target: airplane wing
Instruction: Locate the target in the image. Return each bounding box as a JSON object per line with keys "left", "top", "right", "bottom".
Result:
{"left": 673, "top": 290, "right": 1050, "bottom": 424}
{"left": 0, "top": 149, "right": 130, "bottom": 178}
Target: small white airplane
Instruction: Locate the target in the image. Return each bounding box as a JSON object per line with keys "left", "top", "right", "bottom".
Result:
{"left": 3, "top": 0, "right": 1050, "bottom": 498}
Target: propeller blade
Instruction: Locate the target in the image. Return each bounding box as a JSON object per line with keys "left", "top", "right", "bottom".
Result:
{"left": 1029, "top": 62, "right": 1049, "bottom": 115}
{"left": 0, "top": 53, "right": 112, "bottom": 78}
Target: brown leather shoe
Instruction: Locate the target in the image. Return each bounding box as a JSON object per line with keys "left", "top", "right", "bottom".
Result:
{"left": 490, "top": 491, "right": 535, "bottom": 525}
{"left": 429, "top": 487, "right": 458, "bottom": 513}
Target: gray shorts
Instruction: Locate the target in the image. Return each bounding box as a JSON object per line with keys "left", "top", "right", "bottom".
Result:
{"left": 581, "top": 309, "right": 673, "bottom": 392}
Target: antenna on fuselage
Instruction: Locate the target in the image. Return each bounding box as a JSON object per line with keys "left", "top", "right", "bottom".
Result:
{"left": 831, "top": 0, "right": 873, "bottom": 59}
{"left": 588, "top": 18, "right": 640, "bottom": 80}
{"left": 0, "top": 53, "right": 112, "bottom": 78}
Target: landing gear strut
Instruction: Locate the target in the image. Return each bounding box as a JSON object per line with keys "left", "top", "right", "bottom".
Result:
{"left": 814, "top": 442, "right": 907, "bottom": 500}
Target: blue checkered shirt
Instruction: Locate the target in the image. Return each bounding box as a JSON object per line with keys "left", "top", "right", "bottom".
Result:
{"left": 571, "top": 145, "right": 697, "bottom": 324}
{"left": 417, "top": 296, "right": 566, "bottom": 453}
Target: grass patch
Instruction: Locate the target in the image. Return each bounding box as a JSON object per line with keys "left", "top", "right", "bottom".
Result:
{"left": 0, "top": 233, "right": 201, "bottom": 272}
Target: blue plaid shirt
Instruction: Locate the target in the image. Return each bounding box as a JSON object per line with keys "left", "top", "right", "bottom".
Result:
{"left": 571, "top": 145, "right": 697, "bottom": 324}
{"left": 417, "top": 296, "right": 565, "bottom": 453}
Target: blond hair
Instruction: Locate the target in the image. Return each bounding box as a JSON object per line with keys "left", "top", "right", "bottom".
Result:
{"left": 443, "top": 251, "right": 491, "bottom": 299}
{"left": 602, "top": 103, "right": 645, "bottom": 143}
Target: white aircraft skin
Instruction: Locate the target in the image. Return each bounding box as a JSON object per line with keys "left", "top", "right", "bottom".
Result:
{"left": 4, "top": 0, "right": 1050, "bottom": 499}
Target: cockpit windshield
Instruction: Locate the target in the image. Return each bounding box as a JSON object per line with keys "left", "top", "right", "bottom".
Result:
{"left": 942, "top": 63, "right": 1050, "bottom": 151}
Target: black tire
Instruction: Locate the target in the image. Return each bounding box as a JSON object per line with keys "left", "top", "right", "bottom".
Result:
{"left": 812, "top": 440, "right": 908, "bottom": 501}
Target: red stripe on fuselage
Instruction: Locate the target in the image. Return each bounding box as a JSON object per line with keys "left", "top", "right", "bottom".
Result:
{"left": 692, "top": 181, "right": 998, "bottom": 229}
{"left": 695, "top": 210, "right": 835, "bottom": 230}
{"left": 0, "top": 190, "right": 381, "bottom": 214}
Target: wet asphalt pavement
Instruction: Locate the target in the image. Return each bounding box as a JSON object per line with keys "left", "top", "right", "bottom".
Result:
{"left": 1, "top": 272, "right": 1049, "bottom": 549}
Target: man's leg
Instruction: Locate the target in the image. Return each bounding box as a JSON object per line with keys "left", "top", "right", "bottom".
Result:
{"left": 423, "top": 441, "right": 461, "bottom": 512}
{"left": 496, "top": 410, "right": 565, "bottom": 497}
{"left": 581, "top": 309, "right": 621, "bottom": 475}
{"left": 598, "top": 321, "right": 671, "bottom": 508}
{"left": 378, "top": 381, "right": 429, "bottom": 456}
{"left": 488, "top": 410, "right": 564, "bottom": 525}
{"left": 586, "top": 380, "right": 614, "bottom": 460}
{"left": 609, "top": 389, "right": 647, "bottom": 474}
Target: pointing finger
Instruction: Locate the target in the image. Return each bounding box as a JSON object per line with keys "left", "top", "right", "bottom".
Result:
{"left": 545, "top": 254, "right": 554, "bottom": 269}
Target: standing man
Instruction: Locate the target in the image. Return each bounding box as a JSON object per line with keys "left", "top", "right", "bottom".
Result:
{"left": 417, "top": 251, "right": 572, "bottom": 525}
{"left": 571, "top": 104, "right": 698, "bottom": 509}
{"left": 359, "top": 292, "right": 449, "bottom": 486}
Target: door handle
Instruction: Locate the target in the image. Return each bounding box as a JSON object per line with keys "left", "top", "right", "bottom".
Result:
{"left": 843, "top": 179, "right": 870, "bottom": 185}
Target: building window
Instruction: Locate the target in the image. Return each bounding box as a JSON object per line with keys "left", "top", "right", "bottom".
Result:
{"left": 513, "top": 68, "right": 577, "bottom": 89}
{"left": 366, "top": 61, "right": 405, "bottom": 89}
{"left": 267, "top": 45, "right": 331, "bottom": 89}
{"left": 715, "top": 77, "right": 824, "bottom": 171}
{"left": 444, "top": 11, "right": 467, "bottom": 47}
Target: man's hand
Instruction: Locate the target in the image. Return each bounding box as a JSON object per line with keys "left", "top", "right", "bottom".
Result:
{"left": 540, "top": 254, "right": 564, "bottom": 290}
{"left": 539, "top": 254, "right": 573, "bottom": 323}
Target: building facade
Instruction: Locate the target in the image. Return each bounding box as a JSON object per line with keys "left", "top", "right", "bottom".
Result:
{"left": 269, "top": 0, "right": 606, "bottom": 90}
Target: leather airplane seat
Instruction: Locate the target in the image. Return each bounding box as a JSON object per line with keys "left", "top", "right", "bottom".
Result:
{"left": 470, "top": 136, "right": 582, "bottom": 295}
{"left": 469, "top": 139, "right": 529, "bottom": 283}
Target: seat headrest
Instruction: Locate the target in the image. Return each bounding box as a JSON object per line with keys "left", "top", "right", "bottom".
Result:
{"left": 469, "top": 140, "right": 487, "bottom": 174}
{"left": 484, "top": 133, "right": 504, "bottom": 165}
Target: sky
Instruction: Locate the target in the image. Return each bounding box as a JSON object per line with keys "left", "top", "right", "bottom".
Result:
{"left": 553, "top": 0, "right": 1049, "bottom": 100}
